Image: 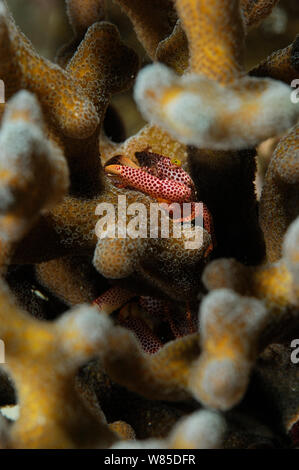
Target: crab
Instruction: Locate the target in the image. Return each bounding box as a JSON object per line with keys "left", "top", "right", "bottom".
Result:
{"left": 104, "top": 150, "right": 196, "bottom": 203}
{"left": 94, "top": 150, "right": 215, "bottom": 353}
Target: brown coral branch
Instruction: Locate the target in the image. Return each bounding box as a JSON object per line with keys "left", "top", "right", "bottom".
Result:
{"left": 241, "top": 0, "right": 279, "bottom": 30}
{"left": 156, "top": 20, "right": 189, "bottom": 76}
{"left": 113, "top": 0, "right": 177, "bottom": 59}
{"left": 0, "top": 90, "right": 69, "bottom": 275}
{"left": 175, "top": 0, "right": 245, "bottom": 83}
{"left": 0, "top": 0, "right": 139, "bottom": 196}
{"left": 251, "top": 35, "right": 299, "bottom": 84}
{"left": 260, "top": 124, "right": 299, "bottom": 262}
{"left": 57, "top": 0, "right": 107, "bottom": 67}
{"left": 0, "top": 279, "right": 118, "bottom": 448}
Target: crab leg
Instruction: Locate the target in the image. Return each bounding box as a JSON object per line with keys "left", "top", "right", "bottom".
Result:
{"left": 93, "top": 286, "right": 135, "bottom": 314}
{"left": 118, "top": 303, "right": 163, "bottom": 354}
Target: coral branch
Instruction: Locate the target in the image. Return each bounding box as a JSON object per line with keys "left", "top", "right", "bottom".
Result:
{"left": 156, "top": 20, "right": 189, "bottom": 76}
{"left": 188, "top": 289, "right": 269, "bottom": 410}
{"left": 0, "top": 0, "right": 297, "bottom": 449}
{"left": 114, "top": 0, "right": 177, "bottom": 59}
{"left": 134, "top": 63, "right": 299, "bottom": 150}
{"left": 36, "top": 256, "right": 103, "bottom": 306}
{"left": 134, "top": 1, "right": 299, "bottom": 150}
{"left": 67, "top": 0, "right": 106, "bottom": 37}
{"left": 202, "top": 218, "right": 299, "bottom": 341}
{"left": 112, "top": 409, "right": 226, "bottom": 449}
{"left": 0, "top": 91, "right": 69, "bottom": 244}
{"left": 251, "top": 35, "right": 299, "bottom": 84}
{"left": 241, "top": 0, "right": 279, "bottom": 30}
{"left": 0, "top": 279, "right": 117, "bottom": 448}
{"left": 175, "top": 0, "right": 245, "bottom": 83}
{"left": 260, "top": 124, "right": 299, "bottom": 262}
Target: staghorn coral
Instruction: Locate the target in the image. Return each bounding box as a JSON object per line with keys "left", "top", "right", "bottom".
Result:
{"left": 156, "top": 0, "right": 282, "bottom": 75}
{"left": 0, "top": 0, "right": 298, "bottom": 450}
{"left": 0, "top": 278, "right": 119, "bottom": 448}
{"left": 253, "top": 343, "right": 299, "bottom": 446}
{"left": 0, "top": 0, "right": 138, "bottom": 195}
{"left": 0, "top": 0, "right": 212, "bottom": 308}
{"left": 113, "top": 0, "right": 177, "bottom": 60}
{"left": 134, "top": 0, "right": 299, "bottom": 150}
{"left": 94, "top": 221, "right": 298, "bottom": 415}
{"left": 0, "top": 90, "right": 69, "bottom": 245}
{"left": 111, "top": 409, "right": 226, "bottom": 449}
{"left": 203, "top": 217, "right": 299, "bottom": 321}
{"left": 200, "top": 219, "right": 299, "bottom": 412}
{"left": 99, "top": 289, "right": 266, "bottom": 411}
{"left": 174, "top": 0, "right": 245, "bottom": 82}
{"left": 0, "top": 12, "right": 212, "bottom": 313}
{"left": 35, "top": 256, "right": 103, "bottom": 306}
{"left": 251, "top": 34, "right": 299, "bottom": 83}
{"left": 57, "top": 0, "right": 107, "bottom": 67}
{"left": 156, "top": 20, "right": 190, "bottom": 76}
{"left": 92, "top": 149, "right": 214, "bottom": 348}
{"left": 188, "top": 290, "right": 269, "bottom": 411}
{"left": 259, "top": 124, "right": 299, "bottom": 262}
{"left": 241, "top": 0, "right": 280, "bottom": 30}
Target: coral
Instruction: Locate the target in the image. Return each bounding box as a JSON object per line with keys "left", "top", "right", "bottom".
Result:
{"left": 241, "top": 0, "right": 280, "bottom": 30}
{"left": 259, "top": 124, "right": 299, "bottom": 262}
{"left": 155, "top": 0, "right": 281, "bottom": 75}
{"left": 0, "top": 90, "right": 69, "bottom": 245}
{"left": 203, "top": 217, "right": 299, "bottom": 316}
{"left": 251, "top": 35, "right": 299, "bottom": 83}
{"left": 93, "top": 150, "right": 214, "bottom": 348}
{"left": 111, "top": 409, "right": 226, "bottom": 449}
{"left": 250, "top": 343, "right": 299, "bottom": 445}
{"left": 100, "top": 123, "right": 188, "bottom": 169}
{"left": 108, "top": 420, "right": 136, "bottom": 441}
{"left": 188, "top": 289, "right": 269, "bottom": 410}
{"left": 113, "top": 0, "right": 177, "bottom": 60}
{"left": 95, "top": 221, "right": 299, "bottom": 415}
{"left": 36, "top": 256, "right": 103, "bottom": 306}
{"left": 0, "top": 0, "right": 138, "bottom": 194}
{"left": 135, "top": 65, "right": 298, "bottom": 151}
{"left": 0, "top": 1, "right": 97, "bottom": 139}
{"left": 0, "top": 278, "right": 120, "bottom": 448}
{"left": 0, "top": 0, "right": 298, "bottom": 451}
{"left": 93, "top": 217, "right": 211, "bottom": 300}
{"left": 156, "top": 20, "right": 189, "bottom": 75}
{"left": 200, "top": 219, "right": 299, "bottom": 412}
{"left": 134, "top": 0, "right": 299, "bottom": 150}
{"left": 57, "top": 0, "right": 107, "bottom": 67}
{"left": 0, "top": 0, "right": 212, "bottom": 307}
{"left": 116, "top": 302, "right": 164, "bottom": 354}
{"left": 100, "top": 289, "right": 268, "bottom": 411}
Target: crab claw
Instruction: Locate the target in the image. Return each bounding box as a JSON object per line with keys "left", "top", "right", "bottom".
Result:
{"left": 104, "top": 164, "right": 124, "bottom": 176}
{"left": 93, "top": 286, "right": 135, "bottom": 314}
{"left": 105, "top": 164, "right": 193, "bottom": 203}
{"left": 105, "top": 155, "right": 140, "bottom": 170}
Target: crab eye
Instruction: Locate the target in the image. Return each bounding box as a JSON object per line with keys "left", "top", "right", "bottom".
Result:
{"left": 171, "top": 158, "right": 182, "bottom": 167}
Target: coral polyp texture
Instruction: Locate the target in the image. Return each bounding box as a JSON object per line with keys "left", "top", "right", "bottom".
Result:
{"left": 0, "top": 0, "right": 298, "bottom": 450}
